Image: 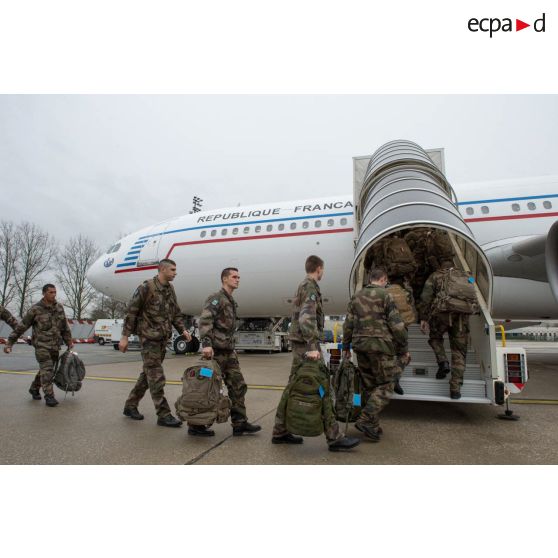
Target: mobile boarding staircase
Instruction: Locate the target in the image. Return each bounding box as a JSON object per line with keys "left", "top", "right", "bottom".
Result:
{"left": 344, "top": 140, "right": 528, "bottom": 406}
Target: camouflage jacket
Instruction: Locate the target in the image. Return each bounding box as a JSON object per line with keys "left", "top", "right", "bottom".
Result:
{"left": 404, "top": 229, "right": 431, "bottom": 271}
{"left": 199, "top": 288, "right": 238, "bottom": 351}
{"left": 288, "top": 276, "right": 324, "bottom": 351}
{"left": 8, "top": 300, "right": 72, "bottom": 350}
{"left": 0, "top": 305, "right": 19, "bottom": 330}
{"left": 343, "top": 284, "right": 408, "bottom": 355}
{"left": 122, "top": 276, "right": 185, "bottom": 342}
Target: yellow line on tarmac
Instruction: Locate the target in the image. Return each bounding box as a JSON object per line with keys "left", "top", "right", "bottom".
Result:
{"left": 0, "top": 369, "right": 286, "bottom": 391}
{"left": 510, "top": 399, "right": 558, "bottom": 405}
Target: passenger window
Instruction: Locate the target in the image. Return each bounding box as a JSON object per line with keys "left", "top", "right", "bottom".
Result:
{"left": 210, "top": 230, "right": 217, "bottom": 237}
{"left": 107, "top": 242, "right": 121, "bottom": 254}
{"left": 527, "top": 202, "right": 536, "bottom": 210}
{"left": 266, "top": 224, "right": 273, "bottom": 232}
{"left": 221, "top": 228, "right": 227, "bottom": 236}
{"left": 200, "top": 231, "right": 206, "bottom": 238}
{"left": 255, "top": 225, "right": 262, "bottom": 233}
{"left": 481, "top": 206, "right": 489, "bottom": 214}
{"left": 315, "top": 220, "right": 322, "bottom": 228}
{"left": 232, "top": 228, "right": 239, "bottom": 235}
{"left": 466, "top": 207, "right": 474, "bottom": 215}
{"left": 290, "top": 222, "right": 297, "bottom": 230}
{"left": 512, "top": 203, "right": 521, "bottom": 212}
{"left": 302, "top": 221, "right": 309, "bottom": 229}
{"left": 243, "top": 227, "right": 250, "bottom": 234}
{"left": 327, "top": 219, "right": 334, "bottom": 227}
{"left": 543, "top": 200, "right": 552, "bottom": 209}
{"left": 278, "top": 223, "right": 285, "bottom": 231}
{"left": 340, "top": 218, "right": 348, "bottom": 226}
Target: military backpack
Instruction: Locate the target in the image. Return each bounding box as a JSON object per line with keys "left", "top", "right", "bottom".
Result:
{"left": 333, "top": 358, "right": 362, "bottom": 424}
{"left": 53, "top": 350, "right": 86, "bottom": 394}
{"left": 175, "top": 359, "right": 231, "bottom": 426}
{"left": 382, "top": 237, "right": 417, "bottom": 277}
{"left": 431, "top": 268, "right": 479, "bottom": 316}
{"left": 426, "top": 230, "right": 455, "bottom": 269}
{"left": 285, "top": 359, "right": 329, "bottom": 437}
{"left": 386, "top": 284, "right": 417, "bottom": 326}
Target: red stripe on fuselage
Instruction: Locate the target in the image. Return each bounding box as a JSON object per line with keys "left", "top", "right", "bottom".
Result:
{"left": 464, "top": 211, "right": 558, "bottom": 223}
{"left": 114, "top": 228, "right": 354, "bottom": 273}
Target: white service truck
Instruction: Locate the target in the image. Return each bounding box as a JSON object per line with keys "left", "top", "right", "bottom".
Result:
{"left": 94, "top": 319, "right": 122, "bottom": 345}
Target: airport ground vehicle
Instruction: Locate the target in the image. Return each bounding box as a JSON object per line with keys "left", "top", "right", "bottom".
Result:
{"left": 110, "top": 322, "right": 140, "bottom": 350}
{"left": 94, "top": 319, "right": 122, "bottom": 345}
{"left": 234, "top": 318, "right": 290, "bottom": 353}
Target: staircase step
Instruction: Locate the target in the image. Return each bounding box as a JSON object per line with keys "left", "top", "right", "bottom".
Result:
{"left": 402, "top": 362, "right": 482, "bottom": 380}
{"left": 394, "top": 377, "right": 488, "bottom": 401}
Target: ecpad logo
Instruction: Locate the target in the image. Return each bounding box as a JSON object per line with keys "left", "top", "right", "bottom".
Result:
{"left": 468, "top": 13, "right": 546, "bottom": 37}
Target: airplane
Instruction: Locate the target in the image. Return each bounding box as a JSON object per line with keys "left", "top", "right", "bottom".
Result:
{"left": 87, "top": 175, "right": 558, "bottom": 322}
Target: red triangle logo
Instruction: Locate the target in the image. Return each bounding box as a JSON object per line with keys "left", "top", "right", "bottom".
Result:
{"left": 516, "top": 19, "right": 530, "bottom": 31}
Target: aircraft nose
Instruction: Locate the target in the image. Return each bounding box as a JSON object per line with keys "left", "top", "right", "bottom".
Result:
{"left": 87, "top": 253, "right": 112, "bottom": 293}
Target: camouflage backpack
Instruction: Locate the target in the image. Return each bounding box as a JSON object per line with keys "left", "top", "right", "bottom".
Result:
{"left": 175, "top": 359, "right": 231, "bottom": 426}
{"left": 431, "top": 268, "right": 479, "bottom": 316}
{"left": 333, "top": 359, "right": 362, "bottom": 424}
{"left": 382, "top": 237, "right": 417, "bottom": 277}
{"left": 53, "top": 351, "right": 86, "bottom": 394}
{"left": 426, "top": 230, "right": 455, "bottom": 269}
{"left": 386, "top": 284, "right": 417, "bottom": 326}
{"left": 285, "top": 359, "right": 329, "bottom": 437}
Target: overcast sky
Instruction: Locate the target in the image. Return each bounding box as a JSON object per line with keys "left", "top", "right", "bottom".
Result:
{"left": 1, "top": 95, "right": 557, "bottom": 250}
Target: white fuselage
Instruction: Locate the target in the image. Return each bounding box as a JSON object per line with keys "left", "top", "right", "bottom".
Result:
{"left": 87, "top": 177, "right": 558, "bottom": 320}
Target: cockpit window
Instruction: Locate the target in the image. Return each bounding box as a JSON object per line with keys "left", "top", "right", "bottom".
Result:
{"left": 106, "top": 242, "right": 121, "bottom": 254}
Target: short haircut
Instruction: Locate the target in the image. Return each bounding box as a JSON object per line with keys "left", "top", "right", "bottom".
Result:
{"left": 305, "top": 255, "right": 324, "bottom": 273}
{"left": 42, "top": 283, "right": 56, "bottom": 294}
{"left": 368, "top": 268, "right": 387, "bottom": 282}
{"left": 158, "top": 258, "right": 176, "bottom": 270}
{"left": 221, "top": 267, "right": 239, "bottom": 281}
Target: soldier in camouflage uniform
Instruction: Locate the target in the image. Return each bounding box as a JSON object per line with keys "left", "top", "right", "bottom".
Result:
{"left": 4, "top": 284, "right": 73, "bottom": 407}
{"left": 404, "top": 227, "right": 434, "bottom": 303}
{"left": 121, "top": 259, "right": 191, "bottom": 426}
{"left": 197, "top": 267, "right": 261, "bottom": 437}
{"left": 419, "top": 259, "right": 469, "bottom": 399}
{"left": 343, "top": 268, "right": 409, "bottom": 441}
{"left": 272, "top": 255, "right": 360, "bottom": 452}
{"left": 1, "top": 305, "right": 19, "bottom": 330}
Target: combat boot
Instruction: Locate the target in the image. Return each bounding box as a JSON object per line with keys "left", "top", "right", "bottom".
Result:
{"left": 450, "top": 390, "right": 462, "bottom": 400}
{"left": 29, "top": 387, "right": 41, "bottom": 400}
{"left": 44, "top": 394, "right": 59, "bottom": 407}
{"left": 123, "top": 407, "right": 144, "bottom": 420}
{"left": 157, "top": 415, "right": 183, "bottom": 427}
{"left": 232, "top": 422, "right": 262, "bottom": 436}
{"left": 436, "top": 361, "right": 450, "bottom": 379}
{"left": 328, "top": 436, "right": 360, "bottom": 452}
{"left": 394, "top": 379, "right": 404, "bottom": 395}
{"left": 355, "top": 422, "right": 381, "bottom": 442}
{"left": 188, "top": 425, "right": 215, "bottom": 437}
{"left": 272, "top": 433, "right": 303, "bottom": 444}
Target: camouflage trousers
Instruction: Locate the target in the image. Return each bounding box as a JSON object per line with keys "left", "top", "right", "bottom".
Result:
{"left": 273, "top": 343, "right": 342, "bottom": 443}
{"left": 125, "top": 340, "right": 171, "bottom": 418}
{"left": 354, "top": 351, "right": 397, "bottom": 429}
{"left": 213, "top": 350, "right": 248, "bottom": 425}
{"left": 428, "top": 313, "right": 469, "bottom": 391}
{"left": 30, "top": 347, "right": 60, "bottom": 397}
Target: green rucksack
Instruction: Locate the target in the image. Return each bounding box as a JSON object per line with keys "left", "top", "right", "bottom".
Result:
{"left": 382, "top": 237, "right": 417, "bottom": 277}
{"left": 431, "top": 268, "right": 480, "bottom": 316}
{"left": 333, "top": 359, "right": 362, "bottom": 423}
{"left": 53, "top": 350, "right": 86, "bottom": 394}
{"left": 285, "top": 359, "right": 329, "bottom": 437}
{"left": 426, "top": 230, "right": 455, "bottom": 269}
{"left": 175, "top": 359, "right": 231, "bottom": 426}
{"left": 386, "top": 283, "right": 417, "bottom": 326}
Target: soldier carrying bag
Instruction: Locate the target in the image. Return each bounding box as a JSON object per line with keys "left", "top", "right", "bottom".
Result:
{"left": 175, "top": 358, "right": 231, "bottom": 426}
{"left": 53, "top": 350, "right": 86, "bottom": 395}
{"left": 285, "top": 358, "right": 329, "bottom": 437}
{"left": 333, "top": 358, "right": 362, "bottom": 426}
{"left": 382, "top": 237, "right": 417, "bottom": 277}
{"left": 431, "top": 268, "right": 480, "bottom": 316}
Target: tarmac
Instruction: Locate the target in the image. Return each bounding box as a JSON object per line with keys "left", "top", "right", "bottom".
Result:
{"left": 0, "top": 344, "right": 557, "bottom": 465}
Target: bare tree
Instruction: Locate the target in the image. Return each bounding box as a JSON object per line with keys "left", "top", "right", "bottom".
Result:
{"left": 0, "top": 221, "right": 20, "bottom": 309}
{"left": 89, "top": 294, "right": 127, "bottom": 320}
{"left": 55, "top": 235, "right": 100, "bottom": 319}
{"left": 13, "top": 222, "right": 57, "bottom": 316}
